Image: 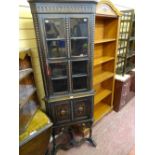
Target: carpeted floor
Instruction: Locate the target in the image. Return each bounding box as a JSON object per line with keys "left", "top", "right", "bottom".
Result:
{"left": 57, "top": 97, "right": 135, "bottom": 155}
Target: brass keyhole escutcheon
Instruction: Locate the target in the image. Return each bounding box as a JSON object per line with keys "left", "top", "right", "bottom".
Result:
{"left": 60, "top": 109, "right": 67, "bottom": 116}
{"left": 78, "top": 106, "right": 84, "bottom": 113}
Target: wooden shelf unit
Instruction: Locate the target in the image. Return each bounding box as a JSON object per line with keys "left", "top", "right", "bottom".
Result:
{"left": 19, "top": 49, "right": 39, "bottom": 134}
{"left": 93, "top": 0, "right": 121, "bottom": 123}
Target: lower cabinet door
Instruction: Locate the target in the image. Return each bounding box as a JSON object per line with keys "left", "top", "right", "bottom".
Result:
{"left": 46, "top": 96, "right": 93, "bottom": 126}
{"left": 54, "top": 101, "right": 71, "bottom": 124}
{"left": 72, "top": 97, "right": 92, "bottom": 121}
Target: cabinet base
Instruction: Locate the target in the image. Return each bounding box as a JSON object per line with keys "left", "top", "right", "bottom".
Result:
{"left": 51, "top": 125, "right": 96, "bottom": 155}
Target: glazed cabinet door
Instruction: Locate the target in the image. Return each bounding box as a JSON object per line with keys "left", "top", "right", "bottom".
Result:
{"left": 39, "top": 15, "right": 69, "bottom": 96}
{"left": 38, "top": 15, "right": 91, "bottom": 96}
{"left": 69, "top": 16, "right": 91, "bottom": 92}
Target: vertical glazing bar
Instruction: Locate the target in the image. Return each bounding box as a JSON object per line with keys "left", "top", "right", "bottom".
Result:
{"left": 66, "top": 17, "right": 72, "bottom": 93}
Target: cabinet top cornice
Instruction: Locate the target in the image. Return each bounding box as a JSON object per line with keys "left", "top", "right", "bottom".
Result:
{"left": 96, "top": 0, "right": 122, "bottom": 16}
{"left": 28, "top": 0, "right": 98, "bottom": 3}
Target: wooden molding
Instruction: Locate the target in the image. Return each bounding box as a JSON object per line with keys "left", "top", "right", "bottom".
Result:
{"left": 96, "top": 0, "right": 122, "bottom": 16}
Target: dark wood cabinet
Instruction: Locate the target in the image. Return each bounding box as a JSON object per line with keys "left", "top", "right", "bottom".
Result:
{"left": 28, "top": 0, "right": 97, "bottom": 153}
{"left": 113, "top": 74, "right": 133, "bottom": 112}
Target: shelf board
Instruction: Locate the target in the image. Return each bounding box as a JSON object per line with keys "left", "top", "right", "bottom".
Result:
{"left": 71, "top": 36, "right": 88, "bottom": 40}
{"left": 19, "top": 86, "right": 36, "bottom": 109}
{"left": 51, "top": 76, "right": 67, "bottom": 80}
{"left": 71, "top": 55, "right": 88, "bottom": 58}
{"left": 93, "top": 72, "right": 114, "bottom": 86}
{"left": 72, "top": 74, "right": 87, "bottom": 78}
{"left": 73, "top": 88, "right": 88, "bottom": 93}
{"left": 19, "top": 68, "right": 33, "bottom": 81}
{"left": 46, "top": 38, "right": 65, "bottom": 41}
{"left": 121, "top": 19, "right": 131, "bottom": 22}
{"left": 127, "top": 53, "right": 135, "bottom": 59}
{"left": 117, "top": 54, "right": 126, "bottom": 58}
{"left": 94, "top": 57, "right": 114, "bottom": 67}
{"left": 95, "top": 38, "right": 116, "bottom": 44}
{"left": 94, "top": 103, "right": 112, "bottom": 123}
{"left": 119, "top": 38, "right": 128, "bottom": 41}
{"left": 95, "top": 89, "right": 112, "bottom": 105}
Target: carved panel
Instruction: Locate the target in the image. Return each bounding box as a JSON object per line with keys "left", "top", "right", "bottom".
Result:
{"left": 96, "top": 4, "right": 116, "bottom": 16}
{"left": 30, "top": 3, "right": 96, "bottom": 14}
{"left": 32, "top": 14, "right": 50, "bottom": 96}
{"left": 73, "top": 97, "right": 91, "bottom": 120}
{"left": 54, "top": 101, "right": 71, "bottom": 124}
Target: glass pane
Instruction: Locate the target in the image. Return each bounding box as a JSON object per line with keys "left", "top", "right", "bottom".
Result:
{"left": 72, "top": 61, "right": 87, "bottom": 75}
{"left": 52, "top": 79, "right": 68, "bottom": 93}
{"left": 70, "top": 18, "right": 88, "bottom": 37}
{"left": 71, "top": 39, "right": 88, "bottom": 56}
{"left": 47, "top": 40, "right": 66, "bottom": 58}
{"left": 73, "top": 77, "right": 87, "bottom": 90}
{"left": 49, "top": 63, "right": 67, "bottom": 78}
{"left": 45, "top": 19, "right": 65, "bottom": 38}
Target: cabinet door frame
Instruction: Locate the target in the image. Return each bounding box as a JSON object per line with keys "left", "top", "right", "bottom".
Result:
{"left": 67, "top": 14, "right": 92, "bottom": 92}
{"left": 39, "top": 14, "right": 70, "bottom": 97}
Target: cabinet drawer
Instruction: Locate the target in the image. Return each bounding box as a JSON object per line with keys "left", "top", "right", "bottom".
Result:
{"left": 72, "top": 97, "right": 92, "bottom": 121}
